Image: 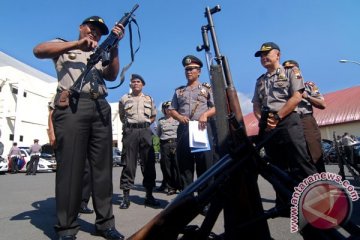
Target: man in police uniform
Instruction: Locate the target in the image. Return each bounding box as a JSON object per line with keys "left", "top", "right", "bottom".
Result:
{"left": 119, "top": 74, "right": 160, "bottom": 209}
{"left": 34, "top": 16, "right": 125, "bottom": 240}
{"left": 169, "top": 55, "right": 216, "bottom": 191}
{"left": 283, "top": 60, "right": 327, "bottom": 173}
{"left": 157, "top": 101, "right": 180, "bottom": 195}
{"left": 26, "top": 139, "right": 42, "bottom": 175}
{"left": 252, "top": 43, "right": 317, "bottom": 216}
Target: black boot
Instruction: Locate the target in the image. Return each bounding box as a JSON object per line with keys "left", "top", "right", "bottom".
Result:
{"left": 119, "top": 190, "right": 130, "bottom": 209}
{"left": 144, "top": 188, "right": 160, "bottom": 208}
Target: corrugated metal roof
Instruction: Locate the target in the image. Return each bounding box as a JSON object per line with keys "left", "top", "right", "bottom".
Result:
{"left": 243, "top": 85, "right": 360, "bottom": 136}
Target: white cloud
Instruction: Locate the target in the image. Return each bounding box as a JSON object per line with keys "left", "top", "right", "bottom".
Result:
{"left": 237, "top": 92, "right": 253, "bottom": 116}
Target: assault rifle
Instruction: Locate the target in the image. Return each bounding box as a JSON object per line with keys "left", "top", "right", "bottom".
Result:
{"left": 128, "top": 5, "right": 360, "bottom": 240}
{"left": 70, "top": 4, "right": 139, "bottom": 95}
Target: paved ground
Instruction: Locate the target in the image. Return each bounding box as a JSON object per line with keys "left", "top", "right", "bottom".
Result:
{"left": 0, "top": 164, "right": 359, "bottom": 240}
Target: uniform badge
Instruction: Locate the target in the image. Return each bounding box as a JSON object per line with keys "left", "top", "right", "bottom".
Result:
{"left": 200, "top": 88, "right": 207, "bottom": 96}
{"left": 278, "top": 73, "right": 286, "bottom": 80}
{"left": 69, "top": 52, "right": 77, "bottom": 60}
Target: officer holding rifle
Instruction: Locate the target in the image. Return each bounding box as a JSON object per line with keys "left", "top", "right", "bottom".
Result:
{"left": 33, "top": 16, "right": 125, "bottom": 240}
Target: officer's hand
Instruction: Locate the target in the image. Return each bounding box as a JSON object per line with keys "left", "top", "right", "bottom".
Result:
{"left": 198, "top": 115, "right": 207, "bottom": 130}
{"left": 266, "top": 113, "right": 279, "bottom": 131}
{"left": 113, "top": 23, "right": 125, "bottom": 40}
{"left": 302, "top": 91, "right": 309, "bottom": 99}
{"left": 179, "top": 115, "right": 189, "bottom": 124}
{"left": 77, "top": 37, "right": 98, "bottom": 52}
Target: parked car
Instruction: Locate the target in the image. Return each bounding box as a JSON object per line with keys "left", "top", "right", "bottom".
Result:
{"left": 0, "top": 156, "right": 8, "bottom": 174}
{"left": 322, "top": 139, "right": 338, "bottom": 165}
{"left": 113, "top": 147, "right": 122, "bottom": 167}
{"left": 8, "top": 148, "right": 57, "bottom": 172}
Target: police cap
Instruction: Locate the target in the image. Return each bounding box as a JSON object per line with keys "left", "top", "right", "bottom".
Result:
{"left": 282, "top": 60, "right": 300, "bottom": 68}
{"left": 82, "top": 16, "right": 109, "bottom": 35}
{"left": 162, "top": 101, "right": 171, "bottom": 110}
{"left": 254, "top": 42, "right": 280, "bottom": 57}
{"left": 182, "top": 55, "right": 203, "bottom": 68}
{"left": 130, "top": 73, "right": 145, "bottom": 85}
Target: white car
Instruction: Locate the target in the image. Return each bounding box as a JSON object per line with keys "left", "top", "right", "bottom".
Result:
{"left": 0, "top": 156, "right": 8, "bottom": 174}
{"left": 8, "top": 148, "right": 57, "bottom": 173}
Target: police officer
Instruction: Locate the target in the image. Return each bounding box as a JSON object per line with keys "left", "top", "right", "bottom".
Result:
{"left": 283, "top": 60, "right": 327, "bottom": 172}
{"left": 8, "top": 142, "right": 21, "bottom": 174}
{"left": 169, "top": 55, "right": 216, "bottom": 191}
{"left": 252, "top": 42, "right": 318, "bottom": 220}
{"left": 119, "top": 74, "right": 160, "bottom": 209}
{"left": 26, "top": 139, "right": 42, "bottom": 175}
{"left": 157, "top": 101, "right": 180, "bottom": 195}
{"left": 34, "top": 16, "right": 125, "bottom": 240}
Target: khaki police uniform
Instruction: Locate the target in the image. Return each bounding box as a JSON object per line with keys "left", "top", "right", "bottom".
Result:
{"left": 8, "top": 145, "right": 21, "bottom": 173}
{"left": 252, "top": 66, "right": 317, "bottom": 181}
{"left": 298, "top": 81, "right": 326, "bottom": 172}
{"left": 119, "top": 92, "right": 157, "bottom": 191}
{"left": 157, "top": 116, "right": 180, "bottom": 192}
{"left": 51, "top": 38, "right": 115, "bottom": 235}
{"left": 169, "top": 82, "right": 215, "bottom": 189}
{"left": 26, "top": 141, "right": 42, "bottom": 175}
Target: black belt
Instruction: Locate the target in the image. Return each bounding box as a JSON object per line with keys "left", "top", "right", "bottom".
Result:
{"left": 125, "top": 122, "right": 150, "bottom": 128}
{"left": 78, "top": 92, "right": 106, "bottom": 100}
{"left": 160, "top": 138, "right": 177, "bottom": 144}
{"left": 299, "top": 113, "right": 313, "bottom": 118}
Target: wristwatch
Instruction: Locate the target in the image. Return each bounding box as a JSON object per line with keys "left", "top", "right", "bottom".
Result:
{"left": 273, "top": 113, "right": 281, "bottom": 121}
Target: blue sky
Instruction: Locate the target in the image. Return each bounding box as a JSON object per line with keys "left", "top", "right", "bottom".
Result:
{"left": 1, "top": 0, "right": 359, "bottom": 115}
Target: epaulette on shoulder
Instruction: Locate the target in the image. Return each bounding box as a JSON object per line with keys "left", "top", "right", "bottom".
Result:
{"left": 56, "top": 38, "right": 68, "bottom": 42}
{"left": 202, "top": 82, "right": 211, "bottom": 89}
{"left": 257, "top": 74, "right": 265, "bottom": 81}
{"left": 176, "top": 85, "right": 186, "bottom": 90}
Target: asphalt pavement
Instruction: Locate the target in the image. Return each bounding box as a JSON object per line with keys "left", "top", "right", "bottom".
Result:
{"left": 0, "top": 164, "right": 359, "bottom": 240}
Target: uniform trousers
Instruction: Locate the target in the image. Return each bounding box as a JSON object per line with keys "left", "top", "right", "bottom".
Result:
{"left": 300, "top": 114, "right": 326, "bottom": 172}
{"left": 53, "top": 97, "right": 114, "bottom": 236}
{"left": 81, "top": 159, "right": 92, "bottom": 208}
{"left": 262, "top": 112, "right": 317, "bottom": 182}
{"left": 120, "top": 127, "right": 156, "bottom": 191}
{"left": 27, "top": 155, "right": 40, "bottom": 174}
{"left": 159, "top": 140, "right": 180, "bottom": 190}
{"left": 176, "top": 123, "right": 214, "bottom": 190}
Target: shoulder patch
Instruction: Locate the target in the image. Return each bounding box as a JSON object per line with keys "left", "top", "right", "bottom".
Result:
{"left": 291, "top": 67, "right": 303, "bottom": 79}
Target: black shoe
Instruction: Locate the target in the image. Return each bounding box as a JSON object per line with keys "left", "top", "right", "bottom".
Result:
{"left": 32, "top": 173, "right": 36, "bottom": 175}
{"left": 79, "top": 206, "right": 94, "bottom": 214}
{"left": 119, "top": 199, "right": 130, "bottom": 209}
{"left": 144, "top": 195, "right": 160, "bottom": 207}
{"left": 26, "top": 172, "right": 30, "bottom": 175}
{"left": 96, "top": 227, "right": 124, "bottom": 240}
{"left": 58, "top": 235, "right": 76, "bottom": 240}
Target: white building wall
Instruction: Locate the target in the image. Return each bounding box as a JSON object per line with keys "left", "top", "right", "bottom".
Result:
{"left": 0, "top": 51, "right": 124, "bottom": 158}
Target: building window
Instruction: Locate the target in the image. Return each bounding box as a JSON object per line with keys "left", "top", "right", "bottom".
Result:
{"left": 19, "top": 135, "right": 23, "bottom": 142}
{"left": 9, "top": 134, "right": 14, "bottom": 141}
{"left": 23, "top": 92, "right": 27, "bottom": 97}
{"left": 12, "top": 88, "right": 18, "bottom": 95}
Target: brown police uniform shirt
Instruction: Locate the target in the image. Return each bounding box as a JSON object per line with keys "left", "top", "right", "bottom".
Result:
{"left": 297, "top": 81, "right": 324, "bottom": 115}
{"left": 119, "top": 93, "right": 156, "bottom": 124}
{"left": 169, "top": 82, "right": 214, "bottom": 121}
{"left": 51, "top": 38, "right": 108, "bottom": 96}
{"left": 252, "top": 66, "right": 305, "bottom": 112}
{"left": 157, "top": 117, "right": 179, "bottom": 140}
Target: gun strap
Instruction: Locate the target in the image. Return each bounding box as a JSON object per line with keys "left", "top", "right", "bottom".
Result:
{"left": 108, "top": 18, "right": 141, "bottom": 89}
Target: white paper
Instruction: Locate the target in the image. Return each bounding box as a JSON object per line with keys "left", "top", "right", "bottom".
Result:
{"left": 188, "top": 121, "right": 210, "bottom": 152}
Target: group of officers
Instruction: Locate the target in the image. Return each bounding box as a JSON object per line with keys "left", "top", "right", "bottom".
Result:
{"left": 32, "top": 14, "right": 326, "bottom": 240}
